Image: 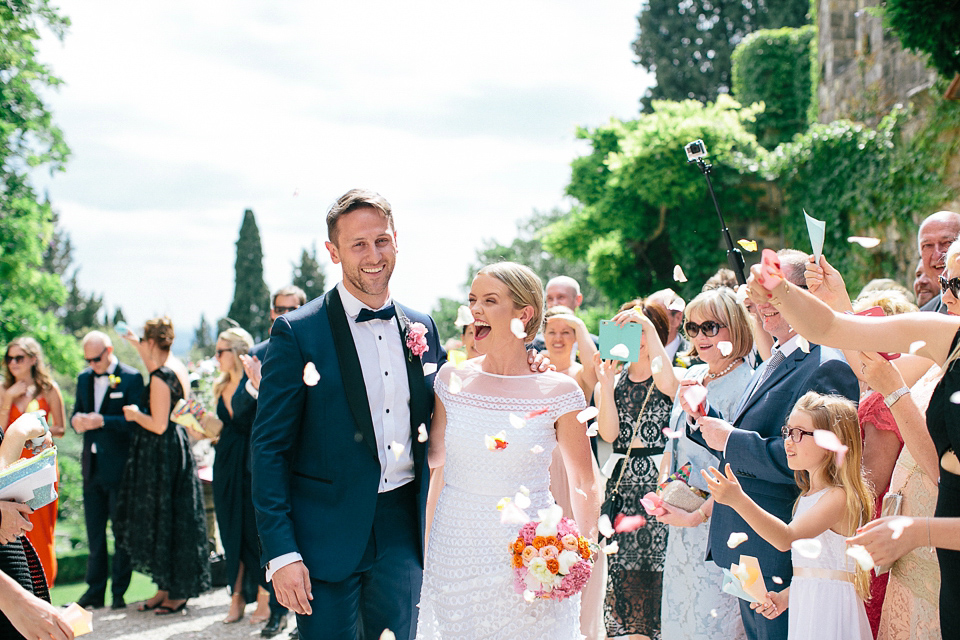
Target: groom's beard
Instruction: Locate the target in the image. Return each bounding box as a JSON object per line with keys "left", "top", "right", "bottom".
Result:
{"left": 344, "top": 261, "right": 395, "bottom": 298}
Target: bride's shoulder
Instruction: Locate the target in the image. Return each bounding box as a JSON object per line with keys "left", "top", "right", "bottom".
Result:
{"left": 537, "top": 370, "right": 585, "bottom": 399}
{"left": 436, "top": 359, "right": 480, "bottom": 384}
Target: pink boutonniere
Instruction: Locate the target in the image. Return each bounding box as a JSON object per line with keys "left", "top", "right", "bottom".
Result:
{"left": 405, "top": 322, "right": 429, "bottom": 359}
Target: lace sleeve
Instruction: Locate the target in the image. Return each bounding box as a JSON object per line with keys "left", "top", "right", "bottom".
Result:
{"left": 858, "top": 391, "right": 903, "bottom": 442}
{"left": 551, "top": 387, "right": 586, "bottom": 422}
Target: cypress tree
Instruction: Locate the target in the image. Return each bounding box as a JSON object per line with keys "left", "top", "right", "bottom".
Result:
{"left": 227, "top": 209, "right": 271, "bottom": 341}
{"left": 291, "top": 243, "right": 326, "bottom": 302}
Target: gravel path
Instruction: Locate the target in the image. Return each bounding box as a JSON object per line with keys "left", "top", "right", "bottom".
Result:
{"left": 85, "top": 589, "right": 295, "bottom": 639}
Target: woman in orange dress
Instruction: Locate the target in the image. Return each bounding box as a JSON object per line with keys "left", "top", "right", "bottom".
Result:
{"left": 0, "top": 337, "right": 66, "bottom": 587}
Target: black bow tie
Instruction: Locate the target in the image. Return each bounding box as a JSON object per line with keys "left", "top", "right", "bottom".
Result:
{"left": 93, "top": 372, "right": 109, "bottom": 378}
{"left": 356, "top": 305, "right": 396, "bottom": 323}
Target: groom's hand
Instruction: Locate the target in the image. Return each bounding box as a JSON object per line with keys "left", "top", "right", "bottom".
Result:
{"left": 273, "top": 561, "right": 313, "bottom": 615}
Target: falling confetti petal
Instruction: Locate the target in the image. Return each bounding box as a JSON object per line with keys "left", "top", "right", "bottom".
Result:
{"left": 380, "top": 630, "right": 396, "bottom": 640}
{"left": 454, "top": 305, "right": 475, "bottom": 327}
{"left": 448, "top": 350, "right": 467, "bottom": 368}
{"left": 651, "top": 356, "right": 663, "bottom": 374}
{"left": 602, "top": 540, "right": 619, "bottom": 555}
{"left": 523, "top": 590, "right": 536, "bottom": 603}
{"left": 575, "top": 487, "right": 588, "bottom": 498}
{"left": 792, "top": 538, "right": 822, "bottom": 558}
{"left": 813, "top": 429, "right": 849, "bottom": 466}
{"left": 682, "top": 385, "right": 708, "bottom": 414}
{"left": 422, "top": 362, "right": 437, "bottom": 376}
{"left": 609, "top": 343, "right": 630, "bottom": 360}
{"left": 727, "top": 532, "right": 748, "bottom": 548}
{"left": 668, "top": 298, "right": 686, "bottom": 312}
{"left": 514, "top": 491, "right": 532, "bottom": 510}
{"left": 303, "top": 362, "right": 320, "bottom": 386}
{"left": 598, "top": 515, "right": 615, "bottom": 539}
{"left": 772, "top": 575, "right": 783, "bottom": 585}
{"left": 718, "top": 341, "right": 733, "bottom": 357}
{"left": 526, "top": 408, "right": 549, "bottom": 419}
{"left": 577, "top": 407, "right": 600, "bottom": 423}
{"left": 735, "top": 284, "right": 749, "bottom": 304}
{"left": 887, "top": 516, "right": 915, "bottom": 540}
{"left": 510, "top": 318, "right": 526, "bottom": 340}
{"left": 449, "top": 372, "right": 462, "bottom": 394}
{"left": 738, "top": 239, "right": 758, "bottom": 252}
{"left": 674, "top": 265, "right": 688, "bottom": 282}
{"left": 500, "top": 501, "right": 530, "bottom": 525}
{"left": 586, "top": 423, "right": 599, "bottom": 437}
{"left": 614, "top": 514, "right": 647, "bottom": 532}
{"left": 848, "top": 236, "right": 881, "bottom": 248}
{"left": 846, "top": 544, "right": 875, "bottom": 570}
{"left": 530, "top": 445, "right": 545, "bottom": 454}
{"left": 797, "top": 336, "right": 810, "bottom": 353}
{"left": 485, "top": 431, "right": 509, "bottom": 451}
{"left": 389, "top": 441, "right": 405, "bottom": 461}
{"left": 417, "top": 424, "right": 428, "bottom": 443}
{"left": 950, "top": 391, "right": 960, "bottom": 404}
{"left": 509, "top": 414, "right": 527, "bottom": 429}
{"left": 496, "top": 497, "right": 511, "bottom": 511}
{"left": 662, "top": 426, "right": 683, "bottom": 439}
{"left": 639, "top": 493, "right": 665, "bottom": 515}
{"left": 710, "top": 609, "right": 718, "bottom": 618}
{"left": 518, "top": 485, "right": 530, "bottom": 496}
{"left": 909, "top": 341, "right": 926, "bottom": 355}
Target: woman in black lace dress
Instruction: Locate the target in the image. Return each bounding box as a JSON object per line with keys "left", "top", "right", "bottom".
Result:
{"left": 595, "top": 299, "right": 673, "bottom": 640}
{"left": 115, "top": 317, "right": 210, "bottom": 614}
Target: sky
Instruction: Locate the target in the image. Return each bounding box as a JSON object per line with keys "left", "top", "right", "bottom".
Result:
{"left": 35, "top": 1, "right": 654, "bottom": 345}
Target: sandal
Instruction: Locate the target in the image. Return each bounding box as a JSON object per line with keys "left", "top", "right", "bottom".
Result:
{"left": 137, "top": 597, "right": 164, "bottom": 612}
{"left": 155, "top": 601, "right": 188, "bottom": 615}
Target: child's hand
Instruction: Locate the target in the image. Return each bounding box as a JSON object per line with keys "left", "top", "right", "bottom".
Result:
{"left": 750, "top": 588, "right": 788, "bottom": 619}
{"left": 701, "top": 464, "right": 744, "bottom": 506}
{"left": 7, "top": 412, "right": 47, "bottom": 442}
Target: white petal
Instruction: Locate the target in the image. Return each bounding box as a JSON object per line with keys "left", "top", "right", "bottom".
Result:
{"left": 518, "top": 485, "right": 530, "bottom": 496}
{"left": 454, "top": 305, "right": 475, "bottom": 327}
{"left": 598, "top": 514, "right": 615, "bottom": 539}
{"left": 846, "top": 544, "right": 875, "bottom": 570}
{"left": 448, "top": 372, "right": 462, "bottom": 394}
{"left": 389, "top": 441, "right": 405, "bottom": 461}
{"left": 530, "top": 444, "right": 545, "bottom": 454}
{"left": 718, "top": 341, "right": 733, "bottom": 357}
{"left": 797, "top": 336, "right": 810, "bottom": 353}
{"left": 417, "top": 424, "right": 429, "bottom": 443}
{"left": 792, "top": 538, "right": 822, "bottom": 558}
{"left": 909, "top": 340, "right": 926, "bottom": 355}
{"left": 668, "top": 298, "right": 686, "bottom": 312}
{"left": 727, "top": 532, "right": 748, "bottom": 548}
{"left": 609, "top": 343, "right": 630, "bottom": 360}
{"left": 710, "top": 609, "right": 718, "bottom": 618}
{"left": 602, "top": 540, "right": 619, "bottom": 555}
{"left": 523, "top": 590, "right": 536, "bottom": 603}
{"left": 422, "top": 362, "right": 437, "bottom": 376}
{"left": 574, "top": 487, "right": 587, "bottom": 498}
{"left": 379, "top": 630, "right": 396, "bottom": 640}
{"left": 662, "top": 426, "right": 683, "bottom": 439}
{"left": 650, "top": 356, "right": 663, "bottom": 374}
{"left": 585, "top": 423, "right": 599, "bottom": 437}
{"left": 772, "top": 575, "right": 783, "bottom": 585}
{"left": 538, "top": 504, "right": 564, "bottom": 528}
{"left": 887, "top": 516, "right": 915, "bottom": 540}
{"left": 514, "top": 491, "right": 532, "bottom": 510}
{"left": 813, "top": 429, "right": 849, "bottom": 466}
{"left": 509, "top": 413, "right": 527, "bottom": 429}
{"left": 950, "top": 391, "right": 960, "bottom": 404}
{"left": 302, "top": 362, "right": 320, "bottom": 386}
{"left": 848, "top": 236, "right": 881, "bottom": 248}
{"left": 577, "top": 406, "right": 600, "bottom": 423}
{"left": 510, "top": 318, "right": 527, "bottom": 340}
{"left": 735, "top": 284, "right": 749, "bottom": 304}
{"left": 500, "top": 501, "right": 531, "bottom": 525}
{"left": 673, "top": 265, "right": 688, "bottom": 282}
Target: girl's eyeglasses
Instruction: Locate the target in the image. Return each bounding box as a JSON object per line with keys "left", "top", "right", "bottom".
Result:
{"left": 781, "top": 425, "right": 816, "bottom": 442}
{"left": 684, "top": 320, "right": 725, "bottom": 338}
{"left": 939, "top": 274, "right": 960, "bottom": 298}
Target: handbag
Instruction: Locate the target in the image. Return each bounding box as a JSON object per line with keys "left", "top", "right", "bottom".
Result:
{"left": 874, "top": 464, "right": 918, "bottom": 575}
{"left": 600, "top": 382, "right": 657, "bottom": 539}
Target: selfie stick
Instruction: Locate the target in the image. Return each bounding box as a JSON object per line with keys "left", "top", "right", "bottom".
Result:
{"left": 689, "top": 156, "right": 746, "bottom": 286}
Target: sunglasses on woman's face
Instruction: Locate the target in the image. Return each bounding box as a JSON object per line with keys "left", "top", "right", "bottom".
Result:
{"left": 939, "top": 274, "right": 960, "bottom": 298}
{"left": 781, "top": 425, "right": 816, "bottom": 443}
{"left": 684, "top": 320, "right": 725, "bottom": 338}
{"left": 3, "top": 354, "right": 26, "bottom": 365}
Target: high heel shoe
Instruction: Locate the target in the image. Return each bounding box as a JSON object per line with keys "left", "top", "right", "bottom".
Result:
{"left": 137, "top": 595, "right": 165, "bottom": 612}
{"left": 155, "top": 601, "right": 188, "bottom": 615}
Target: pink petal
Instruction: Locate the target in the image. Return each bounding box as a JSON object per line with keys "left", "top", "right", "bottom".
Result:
{"left": 813, "top": 429, "right": 849, "bottom": 465}
{"left": 526, "top": 408, "right": 549, "bottom": 419}
{"left": 662, "top": 426, "right": 683, "bottom": 439}
{"left": 682, "top": 385, "right": 708, "bottom": 413}
{"left": 614, "top": 514, "right": 647, "bottom": 532}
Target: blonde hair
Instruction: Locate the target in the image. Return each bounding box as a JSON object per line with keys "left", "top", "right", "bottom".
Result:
{"left": 476, "top": 262, "right": 543, "bottom": 342}
{"left": 684, "top": 287, "right": 753, "bottom": 360}
{"left": 3, "top": 337, "right": 54, "bottom": 392}
{"left": 791, "top": 392, "right": 874, "bottom": 601}
{"left": 852, "top": 289, "right": 918, "bottom": 316}
{"left": 213, "top": 327, "right": 254, "bottom": 400}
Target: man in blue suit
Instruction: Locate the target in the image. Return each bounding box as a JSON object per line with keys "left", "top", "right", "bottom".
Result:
{"left": 682, "top": 250, "right": 859, "bottom": 640}
{"left": 71, "top": 331, "right": 144, "bottom": 610}
{"left": 251, "top": 189, "right": 446, "bottom": 640}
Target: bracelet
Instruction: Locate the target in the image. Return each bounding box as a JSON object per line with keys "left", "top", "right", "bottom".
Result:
{"left": 884, "top": 386, "right": 910, "bottom": 408}
{"left": 696, "top": 506, "right": 709, "bottom": 524}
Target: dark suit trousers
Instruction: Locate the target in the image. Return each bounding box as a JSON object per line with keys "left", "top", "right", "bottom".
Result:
{"left": 296, "top": 482, "right": 421, "bottom": 640}
{"left": 83, "top": 472, "right": 132, "bottom": 599}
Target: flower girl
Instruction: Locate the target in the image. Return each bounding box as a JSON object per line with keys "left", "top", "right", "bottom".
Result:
{"left": 703, "top": 391, "right": 873, "bottom": 640}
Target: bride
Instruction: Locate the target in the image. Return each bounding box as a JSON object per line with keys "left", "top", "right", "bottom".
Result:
{"left": 416, "top": 262, "right": 601, "bottom": 639}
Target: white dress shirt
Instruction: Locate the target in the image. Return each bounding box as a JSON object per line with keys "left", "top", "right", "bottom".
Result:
{"left": 92, "top": 356, "right": 119, "bottom": 413}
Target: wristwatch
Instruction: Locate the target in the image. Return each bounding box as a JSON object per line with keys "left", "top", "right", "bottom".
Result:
{"left": 884, "top": 386, "right": 910, "bottom": 408}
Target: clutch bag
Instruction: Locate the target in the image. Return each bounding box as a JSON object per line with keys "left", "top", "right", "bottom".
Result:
{"left": 873, "top": 491, "right": 904, "bottom": 575}
{"left": 659, "top": 479, "right": 706, "bottom": 513}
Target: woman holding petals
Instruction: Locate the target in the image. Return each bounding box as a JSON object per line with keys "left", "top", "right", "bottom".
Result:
{"left": 594, "top": 299, "right": 673, "bottom": 640}
{"left": 416, "top": 262, "right": 601, "bottom": 640}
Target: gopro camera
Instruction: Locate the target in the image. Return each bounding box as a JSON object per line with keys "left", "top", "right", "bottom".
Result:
{"left": 685, "top": 139, "right": 708, "bottom": 162}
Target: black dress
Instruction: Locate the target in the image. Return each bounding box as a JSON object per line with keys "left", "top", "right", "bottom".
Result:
{"left": 212, "top": 379, "right": 264, "bottom": 603}
{"left": 604, "top": 372, "right": 672, "bottom": 640}
{"left": 924, "top": 328, "right": 960, "bottom": 638}
{"left": 115, "top": 367, "right": 211, "bottom": 599}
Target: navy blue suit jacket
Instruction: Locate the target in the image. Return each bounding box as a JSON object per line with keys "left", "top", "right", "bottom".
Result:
{"left": 72, "top": 362, "right": 144, "bottom": 488}
{"left": 688, "top": 343, "right": 858, "bottom": 585}
{"left": 251, "top": 288, "right": 445, "bottom": 583}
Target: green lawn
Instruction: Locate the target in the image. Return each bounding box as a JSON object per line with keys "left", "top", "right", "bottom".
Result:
{"left": 50, "top": 572, "right": 157, "bottom": 607}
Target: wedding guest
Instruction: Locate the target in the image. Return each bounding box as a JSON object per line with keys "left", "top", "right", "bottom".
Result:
{"left": 647, "top": 289, "right": 691, "bottom": 367}
{"left": 531, "top": 275, "right": 599, "bottom": 352}
{"left": 1, "top": 337, "right": 65, "bottom": 587}
{"left": 702, "top": 268, "right": 739, "bottom": 291}
{"left": 114, "top": 317, "right": 210, "bottom": 615}
{"left": 857, "top": 279, "right": 916, "bottom": 305}
{"left": 638, "top": 288, "right": 753, "bottom": 640}
{"left": 71, "top": 331, "right": 144, "bottom": 610}
{"left": 917, "top": 210, "right": 960, "bottom": 312}
{"left": 461, "top": 323, "right": 480, "bottom": 360}
{"left": 594, "top": 298, "right": 673, "bottom": 640}
{"left": 914, "top": 260, "right": 937, "bottom": 309}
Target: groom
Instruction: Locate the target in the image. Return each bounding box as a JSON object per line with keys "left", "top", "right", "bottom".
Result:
{"left": 251, "top": 189, "right": 445, "bottom": 640}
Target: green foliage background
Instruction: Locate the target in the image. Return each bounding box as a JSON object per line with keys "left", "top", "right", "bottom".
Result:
{"left": 226, "top": 209, "right": 271, "bottom": 341}
{"left": 882, "top": 0, "right": 960, "bottom": 78}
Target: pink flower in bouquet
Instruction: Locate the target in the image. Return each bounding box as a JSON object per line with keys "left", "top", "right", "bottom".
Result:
{"left": 512, "top": 516, "right": 593, "bottom": 602}
{"left": 405, "top": 322, "right": 429, "bottom": 358}
{"left": 539, "top": 545, "right": 559, "bottom": 560}
{"left": 521, "top": 546, "right": 538, "bottom": 566}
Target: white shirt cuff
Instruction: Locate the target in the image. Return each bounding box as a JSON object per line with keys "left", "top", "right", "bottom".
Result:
{"left": 245, "top": 379, "right": 259, "bottom": 399}
{"left": 265, "top": 552, "right": 302, "bottom": 582}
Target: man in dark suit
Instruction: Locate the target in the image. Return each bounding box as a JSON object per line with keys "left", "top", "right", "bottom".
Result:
{"left": 681, "top": 250, "right": 859, "bottom": 640}
{"left": 251, "top": 189, "right": 446, "bottom": 640}
{"left": 917, "top": 210, "right": 960, "bottom": 313}
{"left": 71, "top": 331, "right": 144, "bottom": 610}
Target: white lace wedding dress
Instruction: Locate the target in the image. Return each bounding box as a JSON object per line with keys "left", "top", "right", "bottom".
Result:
{"left": 415, "top": 362, "right": 587, "bottom": 640}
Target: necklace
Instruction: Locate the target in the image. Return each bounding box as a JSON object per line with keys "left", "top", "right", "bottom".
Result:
{"left": 706, "top": 358, "right": 742, "bottom": 380}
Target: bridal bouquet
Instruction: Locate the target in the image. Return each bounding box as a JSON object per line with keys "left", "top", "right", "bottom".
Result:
{"left": 510, "top": 510, "right": 593, "bottom": 602}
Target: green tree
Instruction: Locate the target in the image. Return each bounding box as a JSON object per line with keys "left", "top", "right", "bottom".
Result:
{"left": 291, "top": 243, "right": 326, "bottom": 302}
{"left": 112, "top": 307, "right": 126, "bottom": 326}
{"left": 430, "top": 297, "right": 465, "bottom": 346}
{"left": 0, "top": 1, "right": 80, "bottom": 374}
{"left": 881, "top": 0, "right": 960, "bottom": 78}
{"left": 227, "top": 209, "right": 271, "bottom": 341}
{"left": 633, "top": 0, "right": 809, "bottom": 111}
{"left": 61, "top": 269, "right": 103, "bottom": 335}
{"left": 192, "top": 314, "right": 215, "bottom": 357}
